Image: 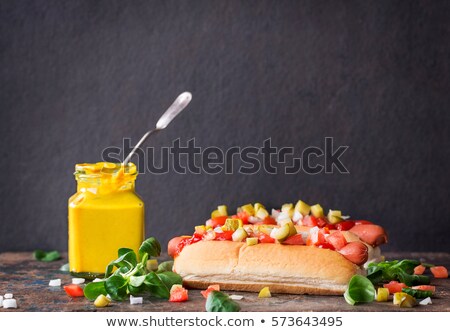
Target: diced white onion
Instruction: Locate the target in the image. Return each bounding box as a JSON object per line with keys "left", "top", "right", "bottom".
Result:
{"left": 419, "top": 297, "right": 432, "bottom": 305}
{"left": 130, "top": 295, "right": 143, "bottom": 305}
{"left": 341, "top": 215, "right": 350, "bottom": 220}
{"left": 213, "top": 226, "right": 224, "bottom": 233}
{"left": 229, "top": 295, "right": 243, "bottom": 300}
{"left": 4, "top": 293, "right": 13, "bottom": 299}
{"left": 72, "top": 278, "right": 85, "bottom": 285}
{"left": 248, "top": 216, "right": 261, "bottom": 224}
{"left": 276, "top": 212, "right": 291, "bottom": 224}
{"left": 49, "top": 279, "right": 61, "bottom": 287}
{"left": 2, "top": 299, "right": 17, "bottom": 309}
{"left": 271, "top": 209, "right": 280, "bottom": 218}
{"left": 292, "top": 210, "right": 303, "bottom": 222}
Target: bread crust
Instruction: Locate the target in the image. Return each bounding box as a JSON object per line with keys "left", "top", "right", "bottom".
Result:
{"left": 173, "top": 241, "right": 360, "bottom": 295}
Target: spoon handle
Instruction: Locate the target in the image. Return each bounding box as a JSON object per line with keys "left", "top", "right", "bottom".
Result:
{"left": 123, "top": 92, "right": 192, "bottom": 166}
{"left": 123, "top": 129, "right": 158, "bottom": 166}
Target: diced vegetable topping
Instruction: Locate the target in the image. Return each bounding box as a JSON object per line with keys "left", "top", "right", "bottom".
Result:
{"left": 246, "top": 237, "right": 258, "bottom": 246}
{"left": 229, "top": 295, "right": 244, "bottom": 300}
{"left": 393, "top": 292, "right": 416, "bottom": 307}
{"left": 270, "top": 223, "right": 290, "bottom": 241}
{"left": 232, "top": 228, "right": 248, "bottom": 242}
{"left": 217, "top": 205, "right": 228, "bottom": 217}
{"left": 258, "top": 287, "right": 271, "bottom": 298}
{"left": 49, "top": 279, "right": 62, "bottom": 287}
{"left": 413, "top": 265, "right": 426, "bottom": 275}
{"left": 419, "top": 297, "right": 432, "bottom": 305}
{"left": 64, "top": 284, "right": 84, "bottom": 297}
{"left": 310, "top": 204, "right": 324, "bottom": 218}
{"left": 130, "top": 295, "right": 143, "bottom": 305}
{"left": 72, "top": 278, "right": 85, "bottom": 285}
{"left": 94, "top": 294, "right": 111, "bottom": 308}
{"left": 223, "top": 218, "right": 243, "bottom": 231}
{"left": 383, "top": 281, "right": 408, "bottom": 294}
{"left": 169, "top": 284, "right": 188, "bottom": 302}
{"left": 2, "top": 299, "right": 17, "bottom": 309}
{"left": 327, "top": 210, "right": 343, "bottom": 224}
{"left": 430, "top": 266, "right": 448, "bottom": 278}
{"left": 376, "top": 287, "right": 389, "bottom": 302}
{"left": 201, "top": 285, "right": 220, "bottom": 299}
{"left": 295, "top": 200, "right": 310, "bottom": 216}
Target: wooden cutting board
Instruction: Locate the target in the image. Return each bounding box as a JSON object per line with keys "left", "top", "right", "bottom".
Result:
{"left": 0, "top": 251, "right": 448, "bottom": 312}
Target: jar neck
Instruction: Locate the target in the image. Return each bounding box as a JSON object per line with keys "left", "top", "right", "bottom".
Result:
{"left": 74, "top": 162, "right": 138, "bottom": 194}
{"left": 76, "top": 178, "right": 136, "bottom": 193}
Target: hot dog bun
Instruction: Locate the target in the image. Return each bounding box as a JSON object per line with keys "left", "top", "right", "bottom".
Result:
{"left": 173, "top": 241, "right": 362, "bottom": 295}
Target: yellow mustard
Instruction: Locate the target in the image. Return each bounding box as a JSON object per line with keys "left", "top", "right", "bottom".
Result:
{"left": 68, "top": 162, "right": 144, "bottom": 278}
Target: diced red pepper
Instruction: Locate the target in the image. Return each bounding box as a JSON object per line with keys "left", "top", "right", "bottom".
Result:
{"left": 383, "top": 281, "right": 408, "bottom": 294}
{"left": 169, "top": 286, "right": 189, "bottom": 302}
{"left": 257, "top": 232, "right": 275, "bottom": 243}
{"left": 236, "top": 211, "right": 250, "bottom": 224}
{"left": 206, "top": 216, "right": 228, "bottom": 228}
{"left": 63, "top": 284, "right": 84, "bottom": 297}
{"left": 200, "top": 285, "right": 220, "bottom": 299}
{"left": 283, "top": 234, "right": 304, "bottom": 245}
{"left": 430, "top": 266, "right": 448, "bottom": 278}
{"left": 214, "top": 231, "right": 234, "bottom": 241}
{"left": 412, "top": 285, "right": 435, "bottom": 293}
{"left": 414, "top": 265, "right": 426, "bottom": 275}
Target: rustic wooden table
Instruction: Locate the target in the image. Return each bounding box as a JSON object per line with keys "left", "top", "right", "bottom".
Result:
{"left": 0, "top": 252, "right": 448, "bottom": 312}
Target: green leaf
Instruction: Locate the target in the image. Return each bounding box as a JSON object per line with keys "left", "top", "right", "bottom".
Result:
{"left": 84, "top": 281, "right": 107, "bottom": 301}
{"left": 118, "top": 248, "right": 134, "bottom": 257}
{"left": 33, "top": 250, "right": 61, "bottom": 262}
{"left": 402, "top": 288, "right": 433, "bottom": 299}
{"left": 205, "top": 291, "right": 241, "bottom": 312}
{"left": 157, "top": 271, "right": 182, "bottom": 290}
{"left": 139, "top": 237, "right": 161, "bottom": 261}
{"left": 129, "top": 275, "right": 146, "bottom": 288}
{"left": 367, "top": 259, "right": 428, "bottom": 286}
{"left": 143, "top": 272, "right": 170, "bottom": 298}
{"left": 105, "top": 251, "right": 137, "bottom": 277}
{"left": 105, "top": 275, "right": 128, "bottom": 301}
{"left": 344, "top": 275, "right": 375, "bottom": 305}
{"left": 156, "top": 261, "right": 174, "bottom": 273}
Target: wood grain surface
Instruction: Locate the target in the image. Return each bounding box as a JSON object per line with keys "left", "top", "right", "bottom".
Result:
{"left": 0, "top": 252, "right": 448, "bottom": 312}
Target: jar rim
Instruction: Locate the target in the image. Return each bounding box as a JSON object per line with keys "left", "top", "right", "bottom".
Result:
{"left": 74, "top": 162, "right": 138, "bottom": 179}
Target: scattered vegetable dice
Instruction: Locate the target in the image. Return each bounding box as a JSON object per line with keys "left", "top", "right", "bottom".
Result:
{"left": 169, "top": 284, "right": 188, "bottom": 302}
{"left": 413, "top": 265, "right": 426, "bottom": 275}
{"left": 63, "top": 284, "right": 84, "bottom": 297}
{"left": 376, "top": 288, "right": 389, "bottom": 302}
{"left": 49, "top": 279, "right": 61, "bottom": 287}
{"left": 130, "top": 295, "right": 143, "bottom": 305}
{"left": 430, "top": 266, "right": 448, "bottom": 278}
{"left": 393, "top": 292, "right": 416, "bottom": 307}
{"left": 94, "top": 294, "right": 111, "bottom": 308}
{"left": 2, "top": 299, "right": 17, "bottom": 309}
{"left": 201, "top": 285, "right": 220, "bottom": 299}
{"left": 258, "top": 286, "right": 271, "bottom": 298}
{"left": 72, "top": 278, "right": 85, "bottom": 285}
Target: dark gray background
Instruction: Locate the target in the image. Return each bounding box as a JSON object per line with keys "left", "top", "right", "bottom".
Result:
{"left": 1, "top": 0, "right": 449, "bottom": 253}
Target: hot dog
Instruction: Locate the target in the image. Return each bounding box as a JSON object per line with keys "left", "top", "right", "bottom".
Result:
{"left": 168, "top": 202, "right": 388, "bottom": 295}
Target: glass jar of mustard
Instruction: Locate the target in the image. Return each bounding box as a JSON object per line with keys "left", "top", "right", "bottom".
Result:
{"left": 68, "top": 162, "right": 145, "bottom": 278}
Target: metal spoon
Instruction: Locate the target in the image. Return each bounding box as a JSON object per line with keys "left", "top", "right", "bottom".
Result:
{"left": 123, "top": 92, "right": 192, "bottom": 165}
